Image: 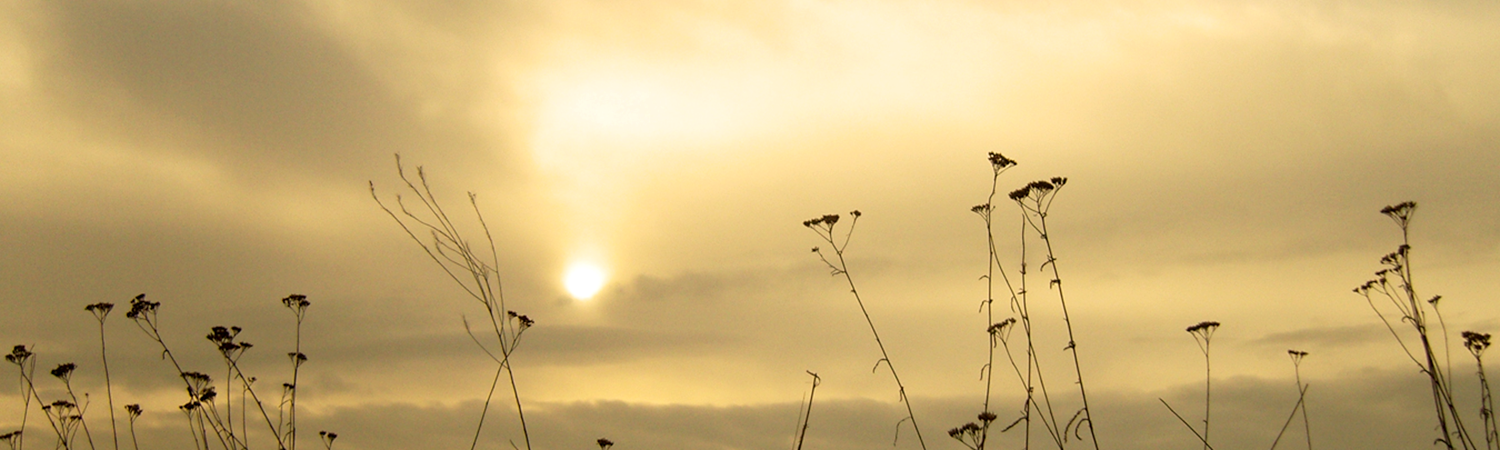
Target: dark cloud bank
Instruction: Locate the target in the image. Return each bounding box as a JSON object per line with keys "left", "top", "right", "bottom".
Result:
{"left": 92, "top": 366, "right": 1459, "bottom": 450}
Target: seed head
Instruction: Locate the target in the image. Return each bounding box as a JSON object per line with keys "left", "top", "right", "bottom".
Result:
{"left": 1464, "top": 331, "right": 1492, "bottom": 355}
{"left": 1186, "top": 321, "right": 1220, "bottom": 334}
{"left": 50, "top": 363, "right": 77, "bottom": 380}
{"left": 5, "top": 345, "right": 32, "bottom": 365}
{"left": 988, "top": 152, "right": 1017, "bottom": 169}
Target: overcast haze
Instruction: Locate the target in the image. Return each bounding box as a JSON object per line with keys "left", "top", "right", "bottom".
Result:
{"left": 2, "top": 0, "right": 1499, "bottom": 449}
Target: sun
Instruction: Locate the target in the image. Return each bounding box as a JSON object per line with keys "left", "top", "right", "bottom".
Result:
{"left": 564, "top": 263, "right": 607, "bottom": 300}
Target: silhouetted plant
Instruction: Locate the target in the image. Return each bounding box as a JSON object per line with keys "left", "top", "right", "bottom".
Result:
{"left": 281, "top": 294, "right": 312, "bottom": 450}
{"left": 804, "top": 210, "right": 927, "bottom": 449}
{"left": 128, "top": 293, "right": 289, "bottom": 450}
{"left": 85, "top": 302, "right": 120, "bottom": 450}
{"left": 50, "top": 362, "right": 95, "bottom": 450}
{"left": 1009, "top": 175, "right": 1098, "bottom": 449}
{"left": 793, "top": 371, "right": 820, "bottom": 450}
{"left": 1464, "top": 331, "right": 1497, "bottom": 450}
{"left": 124, "top": 405, "right": 142, "bottom": 450}
{"left": 1271, "top": 350, "right": 1312, "bottom": 450}
{"left": 596, "top": 438, "right": 614, "bottom": 449}
{"left": 1186, "top": 321, "right": 1220, "bottom": 450}
{"left": 0, "top": 430, "right": 20, "bottom": 450}
{"left": 317, "top": 431, "right": 337, "bottom": 450}
{"left": 6, "top": 345, "right": 37, "bottom": 450}
{"left": 40, "top": 399, "right": 82, "bottom": 449}
{"left": 962, "top": 152, "right": 1023, "bottom": 450}
{"left": 372, "top": 154, "right": 535, "bottom": 450}
{"left": 1354, "top": 202, "right": 1476, "bottom": 450}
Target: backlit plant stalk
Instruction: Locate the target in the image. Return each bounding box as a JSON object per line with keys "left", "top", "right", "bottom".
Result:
{"left": 963, "top": 152, "right": 1063, "bottom": 450}
{"left": 1353, "top": 202, "right": 1476, "bottom": 450}
{"left": 1186, "top": 321, "right": 1220, "bottom": 450}
{"left": 964, "top": 152, "right": 1021, "bottom": 450}
{"left": 794, "top": 371, "right": 820, "bottom": 450}
{"left": 6, "top": 345, "right": 38, "bottom": 450}
{"left": 1463, "top": 332, "right": 1497, "bottom": 450}
{"left": 85, "top": 302, "right": 120, "bottom": 450}
{"left": 1270, "top": 350, "right": 1312, "bottom": 450}
{"left": 372, "top": 155, "right": 535, "bottom": 450}
{"left": 127, "top": 295, "right": 280, "bottom": 450}
{"left": 49, "top": 363, "right": 95, "bottom": 450}
{"left": 1009, "top": 177, "right": 1098, "bottom": 449}
{"left": 282, "top": 294, "right": 312, "bottom": 450}
{"left": 804, "top": 211, "right": 927, "bottom": 449}
{"left": 124, "top": 405, "right": 141, "bottom": 450}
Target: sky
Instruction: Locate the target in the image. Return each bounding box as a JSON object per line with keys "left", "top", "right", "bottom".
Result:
{"left": 1, "top": 0, "right": 1499, "bottom": 449}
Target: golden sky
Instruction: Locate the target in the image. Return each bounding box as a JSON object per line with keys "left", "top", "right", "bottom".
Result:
{"left": 2, "top": 0, "right": 1499, "bottom": 449}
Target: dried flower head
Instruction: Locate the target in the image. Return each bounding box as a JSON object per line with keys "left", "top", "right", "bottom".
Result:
{"left": 283, "top": 294, "right": 311, "bottom": 315}
{"left": 988, "top": 318, "right": 1017, "bottom": 335}
{"left": 1186, "top": 321, "right": 1221, "bottom": 334}
{"left": 988, "top": 152, "right": 1017, "bottom": 170}
{"left": 126, "top": 293, "right": 159, "bottom": 320}
{"left": 1380, "top": 201, "right": 1417, "bottom": 226}
{"left": 1464, "top": 331, "right": 1492, "bottom": 355}
{"left": 597, "top": 438, "right": 615, "bottom": 449}
{"left": 50, "top": 363, "right": 77, "bottom": 381}
{"left": 5, "top": 345, "right": 31, "bottom": 365}
{"left": 85, "top": 302, "right": 114, "bottom": 320}
{"left": 125, "top": 404, "right": 143, "bottom": 419}
{"left": 320, "top": 430, "right": 339, "bottom": 447}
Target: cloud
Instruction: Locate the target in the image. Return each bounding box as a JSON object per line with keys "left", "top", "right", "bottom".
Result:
{"left": 24, "top": 366, "right": 1455, "bottom": 450}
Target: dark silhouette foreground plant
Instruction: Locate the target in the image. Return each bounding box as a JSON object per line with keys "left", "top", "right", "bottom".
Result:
{"left": 793, "top": 371, "right": 820, "bottom": 450}
{"left": 804, "top": 210, "right": 927, "bottom": 449}
{"left": 372, "top": 154, "right": 535, "bottom": 450}
{"left": 1354, "top": 201, "right": 1477, "bottom": 450}
{"left": 1270, "top": 350, "right": 1312, "bottom": 450}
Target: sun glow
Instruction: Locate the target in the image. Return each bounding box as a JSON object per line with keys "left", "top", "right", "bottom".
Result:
{"left": 564, "top": 263, "right": 607, "bottom": 300}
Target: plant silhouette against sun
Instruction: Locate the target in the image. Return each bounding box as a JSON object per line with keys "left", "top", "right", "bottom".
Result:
{"left": 804, "top": 210, "right": 928, "bottom": 449}
{"left": 372, "top": 154, "right": 535, "bottom": 450}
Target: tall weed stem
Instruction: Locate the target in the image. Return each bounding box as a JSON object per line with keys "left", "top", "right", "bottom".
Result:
{"left": 804, "top": 211, "right": 927, "bottom": 449}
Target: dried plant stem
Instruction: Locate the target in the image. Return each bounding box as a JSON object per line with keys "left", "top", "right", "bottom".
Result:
{"left": 1355, "top": 203, "right": 1476, "bottom": 450}
{"left": 86, "top": 303, "right": 120, "bottom": 450}
{"left": 804, "top": 212, "right": 927, "bottom": 450}
{"left": 1018, "top": 212, "right": 1065, "bottom": 449}
{"left": 795, "top": 371, "right": 821, "bottom": 450}
{"left": 1011, "top": 177, "right": 1094, "bottom": 449}
{"left": 372, "top": 155, "right": 533, "bottom": 450}
{"left": 1464, "top": 332, "right": 1498, "bottom": 450}
{"left": 1270, "top": 384, "right": 1310, "bottom": 450}
{"left": 1187, "top": 321, "right": 1220, "bottom": 450}
{"left": 57, "top": 377, "right": 96, "bottom": 450}
{"left": 970, "top": 152, "right": 1022, "bottom": 450}
{"left": 1160, "top": 399, "right": 1216, "bottom": 450}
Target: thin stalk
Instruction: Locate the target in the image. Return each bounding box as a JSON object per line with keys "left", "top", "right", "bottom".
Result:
{"left": 373, "top": 156, "right": 533, "bottom": 450}
{"left": 1187, "top": 322, "right": 1220, "bottom": 450}
{"left": 1270, "top": 384, "right": 1310, "bottom": 450}
{"left": 805, "top": 212, "right": 926, "bottom": 449}
{"left": 86, "top": 303, "right": 120, "bottom": 450}
{"left": 795, "top": 371, "right": 821, "bottom": 450}
{"left": 1035, "top": 204, "right": 1097, "bottom": 449}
